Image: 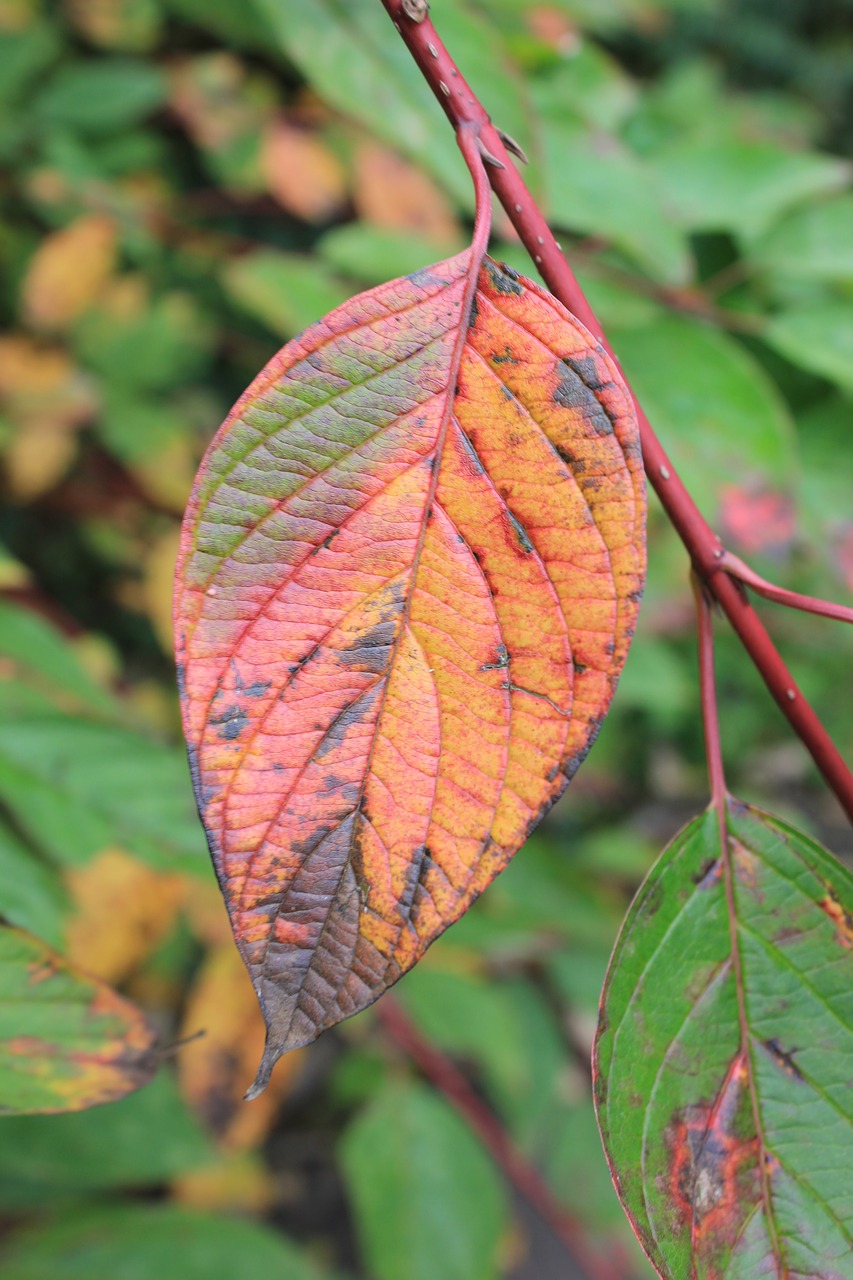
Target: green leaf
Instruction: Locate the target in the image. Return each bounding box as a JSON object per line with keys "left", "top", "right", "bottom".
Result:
{"left": 650, "top": 139, "right": 850, "bottom": 238}
{"left": 0, "top": 1069, "right": 212, "bottom": 1204}
{"left": 162, "top": 0, "right": 276, "bottom": 50}
{"left": 594, "top": 801, "right": 853, "bottom": 1278}
{"left": 764, "top": 303, "right": 853, "bottom": 394}
{"left": 537, "top": 116, "right": 692, "bottom": 284}
{"left": 749, "top": 194, "right": 853, "bottom": 284}
{"left": 0, "top": 601, "right": 119, "bottom": 719}
{"left": 317, "top": 224, "right": 465, "bottom": 288}
{"left": 0, "top": 717, "right": 207, "bottom": 874}
{"left": 0, "top": 924, "right": 156, "bottom": 1115}
{"left": 0, "top": 23, "right": 61, "bottom": 109}
{"left": 221, "top": 251, "right": 350, "bottom": 339}
{"left": 398, "top": 966, "right": 529, "bottom": 1116}
{"left": 611, "top": 315, "right": 796, "bottom": 518}
{"left": 33, "top": 59, "right": 168, "bottom": 136}
{"left": 0, "top": 1204, "right": 335, "bottom": 1280}
{"left": 340, "top": 1081, "right": 506, "bottom": 1280}
{"left": 0, "top": 827, "right": 66, "bottom": 948}
{"left": 73, "top": 292, "right": 214, "bottom": 393}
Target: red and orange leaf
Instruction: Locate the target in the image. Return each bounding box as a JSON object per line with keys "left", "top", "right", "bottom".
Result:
{"left": 175, "top": 180, "right": 645, "bottom": 1094}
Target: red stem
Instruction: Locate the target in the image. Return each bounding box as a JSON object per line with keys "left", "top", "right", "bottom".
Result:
{"left": 379, "top": 0, "right": 853, "bottom": 826}
{"left": 721, "top": 551, "right": 853, "bottom": 625}
{"left": 692, "top": 574, "right": 727, "bottom": 820}
{"left": 377, "top": 999, "right": 631, "bottom": 1280}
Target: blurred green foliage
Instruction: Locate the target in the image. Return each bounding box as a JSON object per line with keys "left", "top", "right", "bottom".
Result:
{"left": 0, "top": 0, "right": 851, "bottom": 1277}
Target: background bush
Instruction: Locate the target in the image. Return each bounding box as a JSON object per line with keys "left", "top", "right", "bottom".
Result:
{"left": 0, "top": 1, "right": 851, "bottom": 1277}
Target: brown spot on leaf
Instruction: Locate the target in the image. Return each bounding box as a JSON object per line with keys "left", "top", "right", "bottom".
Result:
{"left": 818, "top": 891, "right": 853, "bottom": 949}
{"left": 484, "top": 259, "right": 522, "bottom": 296}
{"left": 762, "top": 1038, "right": 805, "bottom": 1082}
{"left": 210, "top": 704, "right": 249, "bottom": 740}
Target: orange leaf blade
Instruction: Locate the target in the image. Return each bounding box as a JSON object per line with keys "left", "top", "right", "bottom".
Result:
{"left": 175, "top": 254, "right": 645, "bottom": 1094}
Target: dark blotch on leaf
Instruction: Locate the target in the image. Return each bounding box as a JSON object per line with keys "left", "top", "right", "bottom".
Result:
{"left": 507, "top": 511, "right": 534, "bottom": 554}
{"left": 762, "top": 1038, "right": 805, "bottom": 1082}
{"left": 243, "top": 680, "right": 271, "bottom": 698}
{"left": 211, "top": 704, "right": 249, "bottom": 741}
{"left": 554, "top": 359, "right": 614, "bottom": 436}
{"left": 485, "top": 259, "right": 523, "bottom": 296}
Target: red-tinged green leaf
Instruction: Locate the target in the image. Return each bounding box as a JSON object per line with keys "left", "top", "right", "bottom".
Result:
{"left": 175, "top": 220, "right": 645, "bottom": 1095}
{"left": 594, "top": 800, "right": 853, "bottom": 1279}
{"left": 0, "top": 925, "right": 158, "bottom": 1114}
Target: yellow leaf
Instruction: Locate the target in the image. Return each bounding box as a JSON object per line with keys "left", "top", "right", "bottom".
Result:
{"left": 22, "top": 214, "right": 117, "bottom": 332}
{"left": 65, "top": 847, "right": 184, "bottom": 984}
{"left": 4, "top": 422, "right": 77, "bottom": 501}
{"left": 143, "top": 526, "right": 181, "bottom": 655}
{"left": 354, "top": 142, "right": 459, "bottom": 240}
{"left": 179, "top": 943, "right": 305, "bottom": 1150}
{"left": 261, "top": 120, "right": 347, "bottom": 223}
{"left": 172, "top": 1150, "right": 274, "bottom": 1214}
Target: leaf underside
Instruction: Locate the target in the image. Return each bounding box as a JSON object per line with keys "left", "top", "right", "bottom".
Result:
{"left": 175, "top": 249, "right": 645, "bottom": 1093}
{"left": 594, "top": 800, "right": 853, "bottom": 1279}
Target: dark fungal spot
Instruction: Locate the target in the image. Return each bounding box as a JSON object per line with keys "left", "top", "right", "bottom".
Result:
{"left": 290, "top": 824, "right": 333, "bottom": 859}
{"left": 506, "top": 511, "right": 534, "bottom": 554}
{"left": 321, "top": 529, "right": 340, "bottom": 551}
{"left": 553, "top": 359, "right": 614, "bottom": 436}
{"left": 485, "top": 259, "right": 522, "bottom": 296}
{"left": 314, "top": 686, "right": 382, "bottom": 763}
{"left": 273, "top": 762, "right": 284, "bottom": 773}
{"left": 210, "top": 704, "right": 249, "bottom": 741}
{"left": 467, "top": 292, "right": 479, "bottom": 329}
{"left": 457, "top": 426, "right": 486, "bottom": 475}
{"left": 563, "top": 353, "right": 605, "bottom": 391}
{"left": 490, "top": 346, "right": 519, "bottom": 365}
{"left": 555, "top": 444, "right": 585, "bottom": 472}
{"left": 243, "top": 680, "right": 271, "bottom": 698}
{"left": 337, "top": 618, "right": 397, "bottom": 674}
{"left": 762, "top": 1038, "right": 805, "bottom": 1082}
{"left": 406, "top": 266, "right": 441, "bottom": 289}
{"left": 573, "top": 662, "right": 587, "bottom": 676}
{"left": 692, "top": 857, "right": 721, "bottom": 888}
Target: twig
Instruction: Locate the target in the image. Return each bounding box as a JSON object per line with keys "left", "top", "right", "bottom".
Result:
{"left": 721, "top": 551, "right": 853, "bottom": 624}
{"left": 379, "top": 0, "right": 853, "bottom": 825}
{"left": 377, "top": 998, "right": 631, "bottom": 1280}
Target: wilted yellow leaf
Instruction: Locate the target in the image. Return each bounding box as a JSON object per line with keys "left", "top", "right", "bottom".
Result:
{"left": 179, "top": 943, "right": 305, "bottom": 1150}
{"left": 0, "top": 336, "right": 96, "bottom": 429}
{"left": 133, "top": 435, "right": 198, "bottom": 514}
{"left": 143, "top": 525, "right": 181, "bottom": 654}
{"left": 64, "top": 0, "right": 161, "bottom": 51}
{"left": 66, "top": 846, "right": 184, "bottom": 984}
{"left": 4, "top": 421, "right": 77, "bottom": 501}
{"left": 172, "top": 1150, "right": 274, "bottom": 1214}
{"left": 354, "top": 142, "right": 459, "bottom": 240}
{"left": 261, "top": 120, "right": 347, "bottom": 222}
{"left": 22, "top": 214, "right": 117, "bottom": 331}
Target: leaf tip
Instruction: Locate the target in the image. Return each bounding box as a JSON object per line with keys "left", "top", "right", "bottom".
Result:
{"left": 244, "top": 1040, "right": 279, "bottom": 1102}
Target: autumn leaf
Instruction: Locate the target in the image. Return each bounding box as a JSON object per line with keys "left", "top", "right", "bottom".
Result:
{"left": 0, "top": 924, "right": 157, "bottom": 1114}
{"left": 175, "top": 132, "right": 645, "bottom": 1096}
{"left": 594, "top": 800, "right": 853, "bottom": 1278}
